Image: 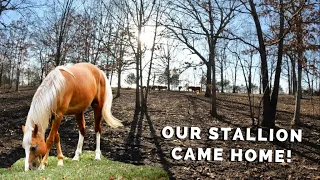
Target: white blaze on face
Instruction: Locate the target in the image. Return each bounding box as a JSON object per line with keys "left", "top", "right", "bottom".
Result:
{"left": 22, "top": 129, "right": 32, "bottom": 171}
{"left": 24, "top": 146, "right": 30, "bottom": 171}
{"left": 22, "top": 127, "right": 33, "bottom": 171}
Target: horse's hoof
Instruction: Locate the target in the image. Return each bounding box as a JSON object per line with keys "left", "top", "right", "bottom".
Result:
{"left": 38, "top": 165, "right": 45, "bottom": 170}
{"left": 72, "top": 156, "right": 79, "bottom": 161}
{"left": 95, "top": 150, "right": 101, "bottom": 160}
{"left": 95, "top": 154, "right": 101, "bottom": 160}
{"left": 57, "top": 159, "right": 64, "bottom": 166}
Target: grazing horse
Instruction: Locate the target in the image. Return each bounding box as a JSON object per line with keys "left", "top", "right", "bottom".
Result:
{"left": 188, "top": 86, "right": 201, "bottom": 93}
{"left": 21, "top": 63, "right": 123, "bottom": 171}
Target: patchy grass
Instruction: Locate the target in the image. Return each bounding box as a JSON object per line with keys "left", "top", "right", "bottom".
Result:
{"left": 0, "top": 151, "right": 168, "bottom": 180}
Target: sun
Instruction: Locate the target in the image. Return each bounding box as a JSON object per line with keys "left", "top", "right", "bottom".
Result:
{"left": 139, "top": 27, "right": 155, "bottom": 47}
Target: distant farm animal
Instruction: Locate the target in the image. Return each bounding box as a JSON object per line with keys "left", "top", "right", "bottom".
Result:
{"left": 188, "top": 86, "right": 201, "bottom": 93}
{"left": 302, "top": 89, "right": 312, "bottom": 96}
{"left": 22, "top": 63, "right": 123, "bottom": 171}
{"left": 151, "top": 85, "right": 167, "bottom": 91}
{"left": 158, "top": 86, "right": 168, "bottom": 90}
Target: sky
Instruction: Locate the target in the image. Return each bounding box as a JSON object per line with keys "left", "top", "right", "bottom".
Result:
{"left": 2, "top": 0, "right": 318, "bottom": 93}
{"left": 1, "top": 10, "right": 290, "bottom": 93}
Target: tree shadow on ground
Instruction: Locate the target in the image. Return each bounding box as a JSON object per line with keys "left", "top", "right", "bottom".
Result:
{"left": 118, "top": 107, "right": 174, "bottom": 179}
{"left": 189, "top": 94, "right": 320, "bottom": 165}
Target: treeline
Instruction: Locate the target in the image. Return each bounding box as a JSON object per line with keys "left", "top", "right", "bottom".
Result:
{"left": 0, "top": 0, "right": 319, "bottom": 128}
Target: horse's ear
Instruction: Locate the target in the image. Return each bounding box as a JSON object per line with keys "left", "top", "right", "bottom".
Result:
{"left": 22, "top": 125, "right": 25, "bottom": 134}
{"left": 33, "top": 124, "right": 38, "bottom": 137}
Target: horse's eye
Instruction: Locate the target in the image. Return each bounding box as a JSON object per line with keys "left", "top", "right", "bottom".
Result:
{"left": 30, "top": 146, "right": 36, "bottom": 151}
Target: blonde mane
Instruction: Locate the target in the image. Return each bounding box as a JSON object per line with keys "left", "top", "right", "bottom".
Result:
{"left": 23, "top": 66, "right": 72, "bottom": 148}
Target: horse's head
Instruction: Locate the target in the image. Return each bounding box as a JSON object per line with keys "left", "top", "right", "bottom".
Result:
{"left": 22, "top": 124, "right": 47, "bottom": 170}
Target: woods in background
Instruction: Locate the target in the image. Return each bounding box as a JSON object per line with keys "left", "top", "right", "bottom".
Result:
{"left": 0, "top": 0, "right": 319, "bottom": 128}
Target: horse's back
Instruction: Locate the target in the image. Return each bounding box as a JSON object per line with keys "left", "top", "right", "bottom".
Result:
{"left": 59, "top": 63, "right": 104, "bottom": 115}
{"left": 63, "top": 63, "right": 100, "bottom": 89}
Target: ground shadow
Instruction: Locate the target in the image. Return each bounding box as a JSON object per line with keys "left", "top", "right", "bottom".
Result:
{"left": 120, "top": 109, "right": 144, "bottom": 165}
{"left": 117, "top": 106, "right": 174, "bottom": 179}
{"left": 189, "top": 94, "right": 320, "bottom": 165}
{"left": 145, "top": 109, "right": 174, "bottom": 179}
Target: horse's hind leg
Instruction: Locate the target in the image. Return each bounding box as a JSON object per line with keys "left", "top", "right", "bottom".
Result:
{"left": 93, "top": 106, "right": 102, "bottom": 160}
{"left": 55, "top": 132, "right": 64, "bottom": 166}
{"left": 73, "top": 112, "right": 86, "bottom": 161}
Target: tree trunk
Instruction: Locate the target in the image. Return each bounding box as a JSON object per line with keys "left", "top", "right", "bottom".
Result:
{"left": 0, "top": 62, "right": 3, "bottom": 87}
{"left": 110, "top": 63, "right": 114, "bottom": 84}
{"left": 40, "top": 65, "right": 44, "bottom": 84}
{"left": 205, "top": 63, "right": 212, "bottom": 97}
{"left": 233, "top": 59, "right": 238, "bottom": 93}
{"left": 248, "top": 72, "right": 252, "bottom": 94}
{"left": 318, "top": 69, "right": 320, "bottom": 92}
{"left": 269, "top": 0, "right": 285, "bottom": 128}
{"left": 55, "top": 37, "right": 63, "bottom": 66}
{"left": 153, "top": 73, "right": 156, "bottom": 86}
{"left": 248, "top": 0, "right": 272, "bottom": 127}
{"left": 292, "top": 15, "right": 303, "bottom": 127}
{"left": 290, "top": 55, "right": 297, "bottom": 94}
{"left": 292, "top": 57, "right": 302, "bottom": 127}
{"left": 10, "top": 63, "right": 14, "bottom": 88}
{"left": 167, "top": 62, "right": 170, "bottom": 91}
{"left": 240, "top": 59, "right": 255, "bottom": 126}
{"left": 210, "top": 49, "right": 217, "bottom": 117}
{"left": 145, "top": 10, "right": 159, "bottom": 104}
{"left": 248, "top": 52, "right": 253, "bottom": 94}
{"left": 15, "top": 61, "right": 21, "bottom": 91}
{"left": 305, "top": 68, "right": 312, "bottom": 95}
{"left": 116, "top": 68, "right": 121, "bottom": 98}
{"left": 105, "top": 26, "right": 113, "bottom": 78}
{"left": 27, "top": 67, "right": 30, "bottom": 86}
{"left": 208, "top": 0, "right": 217, "bottom": 117}
{"left": 286, "top": 56, "right": 292, "bottom": 94}
{"left": 135, "top": 7, "right": 142, "bottom": 111}
{"left": 259, "top": 70, "right": 262, "bottom": 94}
{"left": 220, "top": 59, "right": 224, "bottom": 93}
{"left": 140, "top": 46, "right": 145, "bottom": 109}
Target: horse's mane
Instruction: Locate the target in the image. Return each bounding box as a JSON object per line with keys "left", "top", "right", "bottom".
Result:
{"left": 23, "top": 66, "right": 71, "bottom": 147}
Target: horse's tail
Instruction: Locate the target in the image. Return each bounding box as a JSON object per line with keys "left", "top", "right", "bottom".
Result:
{"left": 101, "top": 70, "right": 123, "bottom": 128}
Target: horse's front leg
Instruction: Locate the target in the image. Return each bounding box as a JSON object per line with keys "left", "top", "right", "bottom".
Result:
{"left": 39, "top": 116, "right": 62, "bottom": 170}
{"left": 55, "top": 132, "right": 64, "bottom": 166}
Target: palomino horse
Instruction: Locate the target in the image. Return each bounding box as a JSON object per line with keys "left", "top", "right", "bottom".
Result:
{"left": 22, "top": 63, "right": 123, "bottom": 171}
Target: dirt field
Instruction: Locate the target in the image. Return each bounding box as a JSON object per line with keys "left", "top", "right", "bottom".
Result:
{"left": 0, "top": 87, "right": 319, "bottom": 179}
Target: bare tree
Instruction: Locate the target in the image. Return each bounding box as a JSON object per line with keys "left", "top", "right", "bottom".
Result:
{"left": 0, "top": 0, "right": 38, "bottom": 28}
{"left": 290, "top": 0, "right": 319, "bottom": 127}
{"left": 229, "top": 0, "right": 308, "bottom": 127}
{"left": 119, "top": 0, "right": 157, "bottom": 111}
{"left": 164, "top": 0, "right": 239, "bottom": 117}
{"left": 217, "top": 40, "right": 229, "bottom": 93}
{"left": 48, "top": 0, "right": 74, "bottom": 66}
{"left": 157, "top": 40, "right": 179, "bottom": 91}
{"left": 144, "top": 1, "right": 161, "bottom": 105}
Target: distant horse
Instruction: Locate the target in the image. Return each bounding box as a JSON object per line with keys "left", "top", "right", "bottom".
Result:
{"left": 188, "top": 86, "right": 201, "bottom": 92}
{"left": 22, "top": 63, "right": 123, "bottom": 171}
